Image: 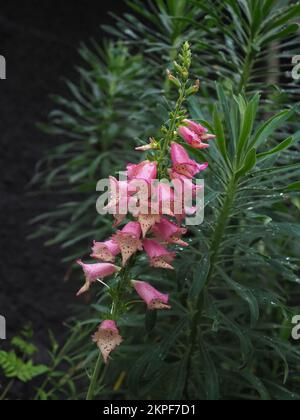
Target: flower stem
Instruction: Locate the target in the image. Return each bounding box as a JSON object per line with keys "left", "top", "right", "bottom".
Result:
{"left": 157, "top": 82, "right": 187, "bottom": 177}
{"left": 86, "top": 353, "right": 103, "bottom": 401}
{"left": 87, "top": 249, "right": 136, "bottom": 401}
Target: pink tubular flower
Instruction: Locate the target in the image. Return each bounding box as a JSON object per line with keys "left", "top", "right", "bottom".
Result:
{"left": 104, "top": 176, "right": 130, "bottom": 210}
{"left": 104, "top": 176, "right": 136, "bottom": 227}
{"left": 131, "top": 280, "right": 171, "bottom": 310}
{"left": 143, "top": 239, "right": 175, "bottom": 270}
{"left": 92, "top": 320, "right": 123, "bottom": 364}
{"left": 152, "top": 217, "right": 188, "bottom": 247}
{"left": 138, "top": 214, "right": 161, "bottom": 238}
{"left": 91, "top": 239, "right": 120, "bottom": 262}
{"left": 112, "top": 222, "right": 143, "bottom": 266}
{"left": 169, "top": 170, "right": 202, "bottom": 197}
{"left": 178, "top": 119, "right": 215, "bottom": 149}
{"left": 150, "top": 182, "right": 176, "bottom": 217}
{"left": 76, "top": 260, "right": 119, "bottom": 296}
{"left": 184, "top": 119, "right": 208, "bottom": 136}
{"left": 127, "top": 161, "right": 157, "bottom": 183}
{"left": 171, "top": 143, "right": 208, "bottom": 179}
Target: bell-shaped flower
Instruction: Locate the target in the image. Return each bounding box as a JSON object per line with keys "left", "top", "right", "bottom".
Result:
{"left": 103, "top": 176, "right": 129, "bottom": 211}
{"left": 152, "top": 217, "right": 188, "bottom": 247}
{"left": 143, "top": 239, "right": 175, "bottom": 270}
{"left": 91, "top": 239, "right": 120, "bottom": 262}
{"left": 138, "top": 214, "right": 161, "bottom": 238}
{"left": 103, "top": 176, "right": 136, "bottom": 227}
{"left": 184, "top": 119, "right": 208, "bottom": 136}
{"left": 169, "top": 169, "right": 202, "bottom": 198}
{"left": 76, "top": 260, "right": 120, "bottom": 296}
{"left": 127, "top": 161, "right": 157, "bottom": 183}
{"left": 150, "top": 181, "right": 176, "bottom": 217}
{"left": 178, "top": 119, "right": 215, "bottom": 149}
{"left": 112, "top": 222, "right": 143, "bottom": 266}
{"left": 131, "top": 280, "right": 171, "bottom": 310}
{"left": 92, "top": 320, "right": 123, "bottom": 364}
{"left": 171, "top": 143, "right": 208, "bottom": 179}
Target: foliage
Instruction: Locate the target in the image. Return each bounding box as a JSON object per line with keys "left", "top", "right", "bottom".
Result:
{"left": 0, "top": 352, "right": 48, "bottom": 383}
{"left": 111, "top": 0, "right": 300, "bottom": 102}
{"left": 32, "top": 0, "right": 300, "bottom": 400}
{"left": 0, "top": 326, "right": 48, "bottom": 399}
{"left": 30, "top": 41, "right": 158, "bottom": 262}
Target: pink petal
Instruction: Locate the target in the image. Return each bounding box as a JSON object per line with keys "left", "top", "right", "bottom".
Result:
{"left": 77, "top": 260, "right": 118, "bottom": 282}
{"left": 121, "top": 221, "right": 142, "bottom": 239}
{"left": 184, "top": 119, "right": 208, "bottom": 136}
{"left": 143, "top": 239, "right": 175, "bottom": 270}
{"left": 178, "top": 123, "right": 214, "bottom": 149}
{"left": 101, "top": 320, "right": 119, "bottom": 332}
{"left": 76, "top": 260, "right": 118, "bottom": 296}
{"left": 150, "top": 182, "right": 175, "bottom": 216}
{"left": 132, "top": 280, "right": 171, "bottom": 310}
{"left": 92, "top": 320, "right": 123, "bottom": 364}
{"left": 91, "top": 240, "right": 120, "bottom": 262}
{"left": 127, "top": 161, "right": 157, "bottom": 182}
{"left": 138, "top": 214, "right": 161, "bottom": 238}
{"left": 178, "top": 126, "right": 201, "bottom": 145}
{"left": 171, "top": 142, "right": 190, "bottom": 165}
{"left": 171, "top": 143, "right": 208, "bottom": 178}
{"left": 152, "top": 218, "right": 188, "bottom": 246}
{"left": 112, "top": 222, "right": 143, "bottom": 266}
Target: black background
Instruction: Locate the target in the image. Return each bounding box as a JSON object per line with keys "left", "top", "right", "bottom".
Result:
{"left": 0, "top": 0, "right": 127, "bottom": 346}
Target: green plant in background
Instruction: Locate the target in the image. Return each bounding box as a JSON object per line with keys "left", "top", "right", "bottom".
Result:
{"left": 0, "top": 326, "right": 48, "bottom": 400}
{"left": 105, "top": 0, "right": 204, "bottom": 62}
{"left": 32, "top": 0, "right": 300, "bottom": 261}
{"left": 32, "top": 0, "right": 300, "bottom": 400}
{"left": 30, "top": 41, "right": 158, "bottom": 262}
{"left": 113, "top": 0, "right": 300, "bottom": 101}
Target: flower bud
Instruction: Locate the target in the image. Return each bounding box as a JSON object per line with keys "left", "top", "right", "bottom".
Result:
{"left": 166, "top": 70, "right": 181, "bottom": 89}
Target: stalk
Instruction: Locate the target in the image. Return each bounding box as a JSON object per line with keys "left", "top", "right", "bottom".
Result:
{"left": 85, "top": 42, "right": 198, "bottom": 400}
{"left": 237, "top": 48, "right": 254, "bottom": 94}
{"left": 85, "top": 259, "right": 134, "bottom": 401}
{"left": 86, "top": 353, "right": 103, "bottom": 401}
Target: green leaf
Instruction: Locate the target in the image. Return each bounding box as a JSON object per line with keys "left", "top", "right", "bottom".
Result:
{"left": 168, "top": 357, "right": 188, "bottom": 400}
{"left": 189, "top": 253, "right": 210, "bottom": 298}
{"left": 11, "top": 337, "right": 37, "bottom": 357}
{"left": 267, "top": 3, "right": 300, "bottom": 30}
{"left": 218, "top": 269, "right": 259, "bottom": 327}
{"left": 0, "top": 351, "right": 48, "bottom": 383}
{"left": 213, "top": 105, "right": 228, "bottom": 161}
{"left": 145, "top": 310, "right": 157, "bottom": 333}
{"left": 257, "top": 136, "right": 294, "bottom": 159}
{"left": 221, "top": 315, "right": 254, "bottom": 364}
{"left": 284, "top": 181, "right": 300, "bottom": 192}
{"left": 240, "top": 370, "right": 271, "bottom": 400}
{"left": 263, "top": 23, "right": 299, "bottom": 44}
{"left": 236, "top": 148, "right": 257, "bottom": 179}
{"left": 264, "top": 381, "right": 300, "bottom": 401}
{"left": 200, "top": 341, "right": 220, "bottom": 400}
{"left": 249, "top": 109, "right": 293, "bottom": 149}
{"left": 237, "top": 93, "right": 260, "bottom": 157}
{"left": 128, "top": 319, "right": 187, "bottom": 396}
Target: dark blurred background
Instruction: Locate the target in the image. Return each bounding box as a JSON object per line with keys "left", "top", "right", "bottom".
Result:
{"left": 0, "top": 0, "right": 127, "bottom": 345}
